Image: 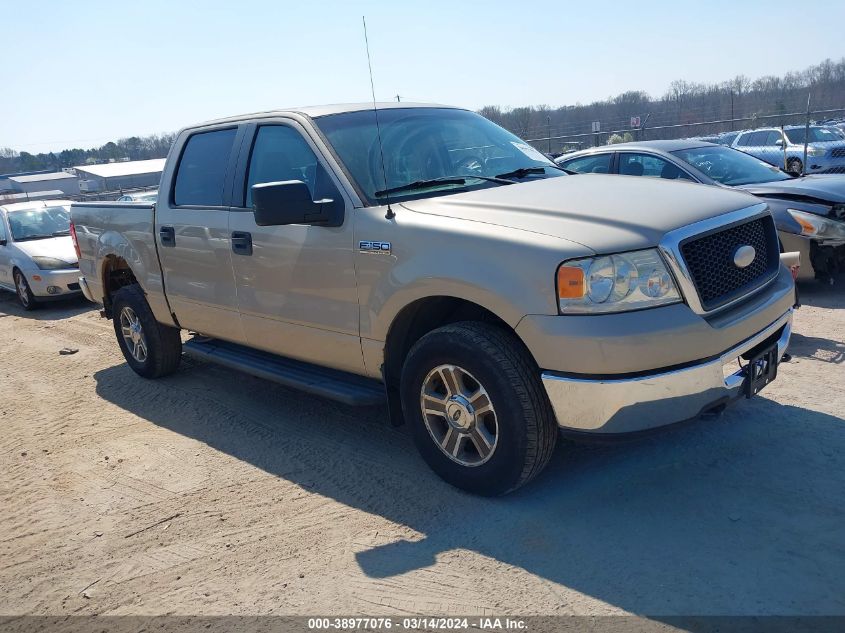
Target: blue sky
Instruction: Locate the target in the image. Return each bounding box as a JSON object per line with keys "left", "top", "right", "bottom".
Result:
{"left": 4, "top": 0, "right": 845, "bottom": 153}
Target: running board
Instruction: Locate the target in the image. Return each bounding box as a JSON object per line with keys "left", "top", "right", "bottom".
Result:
{"left": 183, "top": 337, "right": 385, "bottom": 406}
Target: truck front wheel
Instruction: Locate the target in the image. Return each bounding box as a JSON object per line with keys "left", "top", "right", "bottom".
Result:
{"left": 400, "top": 322, "right": 557, "bottom": 495}
{"left": 111, "top": 284, "right": 182, "bottom": 378}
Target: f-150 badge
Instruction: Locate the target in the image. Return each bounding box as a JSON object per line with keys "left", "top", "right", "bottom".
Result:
{"left": 359, "top": 241, "right": 391, "bottom": 254}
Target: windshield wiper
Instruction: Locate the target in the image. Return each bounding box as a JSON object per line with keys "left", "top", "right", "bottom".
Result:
{"left": 13, "top": 235, "right": 54, "bottom": 242}
{"left": 52, "top": 230, "right": 71, "bottom": 236}
{"left": 374, "top": 175, "right": 512, "bottom": 198}
{"left": 495, "top": 164, "right": 569, "bottom": 180}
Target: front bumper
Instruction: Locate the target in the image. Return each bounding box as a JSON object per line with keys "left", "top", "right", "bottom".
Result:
{"left": 542, "top": 308, "right": 792, "bottom": 434}
{"left": 807, "top": 155, "right": 845, "bottom": 173}
{"left": 27, "top": 268, "right": 83, "bottom": 299}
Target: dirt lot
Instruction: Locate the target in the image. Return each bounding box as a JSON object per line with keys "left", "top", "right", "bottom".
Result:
{"left": 1, "top": 281, "right": 843, "bottom": 617}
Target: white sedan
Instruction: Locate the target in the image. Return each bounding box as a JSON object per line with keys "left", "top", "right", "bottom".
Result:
{"left": 0, "top": 200, "right": 82, "bottom": 310}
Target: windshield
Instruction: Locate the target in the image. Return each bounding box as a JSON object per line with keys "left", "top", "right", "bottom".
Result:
{"left": 7, "top": 205, "right": 71, "bottom": 241}
{"left": 785, "top": 127, "right": 842, "bottom": 144}
{"left": 671, "top": 146, "right": 791, "bottom": 186}
{"left": 314, "top": 108, "right": 563, "bottom": 204}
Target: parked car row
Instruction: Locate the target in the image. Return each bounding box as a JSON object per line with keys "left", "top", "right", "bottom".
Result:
{"left": 682, "top": 124, "right": 845, "bottom": 175}
{"left": 730, "top": 125, "right": 845, "bottom": 175}
{"left": 557, "top": 140, "right": 845, "bottom": 281}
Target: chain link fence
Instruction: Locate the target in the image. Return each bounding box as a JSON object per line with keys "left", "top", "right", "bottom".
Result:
{"left": 523, "top": 101, "right": 845, "bottom": 175}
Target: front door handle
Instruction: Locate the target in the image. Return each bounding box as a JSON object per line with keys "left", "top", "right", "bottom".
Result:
{"left": 159, "top": 225, "right": 175, "bottom": 247}
{"left": 231, "top": 231, "right": 253, "bottom": 256}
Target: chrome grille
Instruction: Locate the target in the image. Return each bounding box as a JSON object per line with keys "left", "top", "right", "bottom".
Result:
{"left": 679, "top": 215, "right": 779, "bottom": 311}
{"left": 831, "top": 148, "right": 845, "bottom": 158}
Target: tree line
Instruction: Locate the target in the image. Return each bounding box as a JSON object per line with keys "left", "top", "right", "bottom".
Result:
{"left": 481, "top": 57, "right": 845, "bottom": 151}
{"left": 0, "top": 134, "right": 176, "bottom": 176}
{"left": 3, "top": 58, "right": 845, "bottom": 175}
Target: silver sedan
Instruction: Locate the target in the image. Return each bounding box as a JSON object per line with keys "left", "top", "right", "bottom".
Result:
{"left": 0, "top": 200, "right": 82, "bottom": 310}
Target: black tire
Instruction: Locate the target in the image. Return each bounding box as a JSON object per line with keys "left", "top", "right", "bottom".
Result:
{"left": 13, "top": 269, "right": 38, "bottom": 311}
{"left": 787, "top": 158, "right": 803, "bottom": 176}
{"left": 400, "top": 321, "right": 557, "bottom": 496}
{"left": 112, "top": 284, "right": 182, "bottom": 378}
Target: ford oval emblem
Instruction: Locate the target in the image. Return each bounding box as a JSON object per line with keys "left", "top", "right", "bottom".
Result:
{"left": 733, "top": 245, "right": 756, "bottom": 269}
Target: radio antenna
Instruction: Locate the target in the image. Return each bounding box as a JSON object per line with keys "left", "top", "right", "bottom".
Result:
{"left": 363, "top": 16, "right": 394, "bottom": 220}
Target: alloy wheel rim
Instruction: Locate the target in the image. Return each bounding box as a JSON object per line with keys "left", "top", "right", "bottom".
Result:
{"left": 15, "top": 273, "right": 29, "bottom": 307}
{"left": 119, "top": 307, "right": 148, "bottom": 363}
{"left": 420, "top": 364, "right": 498, "bottom": 467}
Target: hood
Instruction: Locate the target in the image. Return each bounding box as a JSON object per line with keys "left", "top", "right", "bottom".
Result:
{"left": 737, "top": 174, "right": 845, "bottom": 204}
{"left": 400, "top": 175, "right": 761, "bottom": 253}
{"left": 13, "top": 235, "right": 78, "bottom": 264}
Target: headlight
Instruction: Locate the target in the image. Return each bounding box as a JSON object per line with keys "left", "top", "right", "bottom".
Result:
{"left": 807, "top": 146, "right": 827, "bottom": 157}
{"left": 556, "top": 249, "right": 682, "bottom": 314}
{"left": 787, "top": 208, "right": 845, "bottom": 240}
{"left": 32, "top": 256, "right": 74, "bottom": 270}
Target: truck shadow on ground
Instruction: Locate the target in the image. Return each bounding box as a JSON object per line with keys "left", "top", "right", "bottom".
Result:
{"left": 788, "top": 333, "right": 845, "bottom": 364}
{"left": 93, "top": 358, "right": 845, "bottom": 615}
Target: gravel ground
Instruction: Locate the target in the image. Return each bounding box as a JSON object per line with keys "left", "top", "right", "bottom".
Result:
{"left": 0, "top": 279, "right": 843, "bottom": 617}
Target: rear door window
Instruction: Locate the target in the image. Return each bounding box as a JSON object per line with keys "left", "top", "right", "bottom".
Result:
{"left": 173, "top": 128, "right": 238, "bottom": 206}
{"left": 749, "top": 131, "right": 768, "bottom": 146}
{"left": 618, "top": 153, "right": 694, "bottom": 180}
{"left": 764, "top": 130, "right": 783, "bottom": 146}
{"left": 560, "top": 153, "right": 612, "bottom": 174}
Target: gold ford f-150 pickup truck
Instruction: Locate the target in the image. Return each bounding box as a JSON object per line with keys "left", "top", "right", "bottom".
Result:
{"left": 71, "top": 103, "right": 795, "bottom": 495}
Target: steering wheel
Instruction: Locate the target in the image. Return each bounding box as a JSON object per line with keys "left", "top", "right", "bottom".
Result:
{"left": 455, "top": 155, "right": 485, "bottom": 176}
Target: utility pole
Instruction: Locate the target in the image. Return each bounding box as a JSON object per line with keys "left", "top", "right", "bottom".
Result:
{"left": 395, "top": 94, "right": 401, "bottom": 102}
{"left": 547, "top": 115, "right": 552, "bottom": 154}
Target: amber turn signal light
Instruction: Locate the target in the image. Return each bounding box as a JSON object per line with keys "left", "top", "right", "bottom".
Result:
{"left": 557, "top": 266, "right": 585, "bottom": 299}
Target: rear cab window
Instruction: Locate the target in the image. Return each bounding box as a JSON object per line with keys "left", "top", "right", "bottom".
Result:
{"left": 173, "top": 128, "right": 238, "bottom": 206}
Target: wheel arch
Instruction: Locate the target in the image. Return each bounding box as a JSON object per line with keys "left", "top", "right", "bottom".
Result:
{"left": 100, "top": 254, "right": 138, "bottom": 317}
{"left": 381, "top": 295, "right": 536, "bottom": 425}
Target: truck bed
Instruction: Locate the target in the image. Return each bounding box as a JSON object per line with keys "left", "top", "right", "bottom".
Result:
{"left": 70, "top": 201, "right": 170, "bottom": 321}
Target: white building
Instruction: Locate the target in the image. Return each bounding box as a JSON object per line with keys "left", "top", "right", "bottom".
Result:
{"left": 74, "top": 158, "right": 165, "bottom": 192}
{"left": 8, "top": 171, "right": 80, "bottom": 196}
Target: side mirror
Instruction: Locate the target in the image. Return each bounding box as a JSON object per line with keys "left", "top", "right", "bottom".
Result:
{"left": 251, "top": 180, "right": 342, "bottom": 227}
{"left": 774, "top": 139, "right": 784, "bottom": 146}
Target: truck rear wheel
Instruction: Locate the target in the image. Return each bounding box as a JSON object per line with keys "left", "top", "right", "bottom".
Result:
{"left": 400, "top": 322, "right": 557, "bottom": 495}
{"left": 112, "top": 284, "right": 182, "bottom": 378}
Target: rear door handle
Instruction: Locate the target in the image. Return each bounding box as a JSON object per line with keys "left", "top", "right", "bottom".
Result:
{"left": 231, "top": 231, "right": 253, "bottom": 256}
{"left": 159, "top": 226, "right": 175, "bottom": 247}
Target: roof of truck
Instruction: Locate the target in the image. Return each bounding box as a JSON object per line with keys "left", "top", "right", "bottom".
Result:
{"left": 191, "top": 102, "right": 458, "bottom": 128}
